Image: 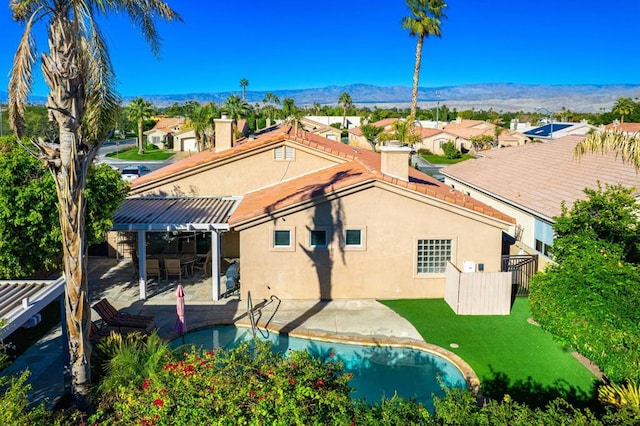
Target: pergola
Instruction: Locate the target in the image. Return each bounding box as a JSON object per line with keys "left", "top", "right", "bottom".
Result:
{"left": 111, "top": 196, "right": 241, "bottom": 301}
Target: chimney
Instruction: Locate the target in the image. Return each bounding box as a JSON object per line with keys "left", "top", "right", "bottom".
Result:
{"left": 214, "top": 114, "right": 234, "bottom": 152}
{"left": 380, "top": 145, "right": 411, "bottom": 181}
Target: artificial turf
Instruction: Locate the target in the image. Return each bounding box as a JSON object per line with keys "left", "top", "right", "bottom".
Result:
{"left": 381, "top": 297, "right": 600, "bottom": 407}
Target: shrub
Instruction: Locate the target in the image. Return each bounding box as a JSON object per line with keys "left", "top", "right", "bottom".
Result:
{"left": 417, "top": 148, "right": 433, "bottom": 156}
{"left": 599, "top": 380, "right": 640, "bottom": 413}
{"left": 442, "top": 141, "right": 462, "bottom": 159}
{"left": 0, "top": 370, "right": 48, "bottom": 425}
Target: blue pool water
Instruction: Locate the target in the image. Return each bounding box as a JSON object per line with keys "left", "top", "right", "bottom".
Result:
{"left": 172, "top": 325, "right": 467, "bottom": 408}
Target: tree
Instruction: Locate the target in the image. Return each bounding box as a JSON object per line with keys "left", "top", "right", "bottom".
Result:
{"left": 127, "top": 98, "right": 154, "bottom": 154}
{"left": 402, "top": 0, "right": 447, "bottom": 119}
{"left": 262, "top": 92, "right": 280, "bottom": 125}
{"left": 8, "top": 0, "right": 180, "bottom": 406}
{"left": 239, "top": 78, "right": 249, "bottom": 101}
{"left": 612, "top": 97, "right": 636, "bottom": 123}
{"left": 282, "top": 97, "right": 296, "bottom": 118}
{"left": 338, "top": 92, "right": 353, "bottom": 128}
{"left": 313, "top": 102, "right": 322, "bottom": 115}
{"left": 187, "top": 102, "right": 217, "bottom": 151}
{"left": 468, "top": 134, "right": 493, "bottom": 152}
{"left": 360, "top": 124, "right": 384, "bottom": 151}
{"left": 575, "top": 129, "right": 640, "bottom": 170}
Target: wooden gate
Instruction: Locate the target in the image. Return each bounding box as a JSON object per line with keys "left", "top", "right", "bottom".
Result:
{"left": 501, "top": 255, "right": 538, "bottom": 297}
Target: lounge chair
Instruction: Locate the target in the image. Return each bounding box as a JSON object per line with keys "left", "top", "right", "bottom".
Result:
{"left": 89, "top": 321, "right": 112, "bottom": 342}
{"left": 92, "top": 298, "right": 155, "bottom": 331}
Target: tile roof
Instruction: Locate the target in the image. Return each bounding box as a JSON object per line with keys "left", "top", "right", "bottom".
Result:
{"left": 151, "top": 117, "right": 185, "bottom": 133}
{"left": 417, "top": 127, "right": 444, "bottom": 138}
{"left": 604, "top": 122, "right": 640, "bottom": 133}
{"left": 133, "top": 125, "right": 514, "bottom": 225}
{"left": 444, "top": 120, "right": 497, "bottom": 139}
{"left": 441, "top": 135, "right": 640, "bottom": 220}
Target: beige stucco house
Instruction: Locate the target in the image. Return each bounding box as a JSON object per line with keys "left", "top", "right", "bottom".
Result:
{"left": 114, "top": 122, "right": 514, "bottom": 302}
{"left": 144, "top": 117, "right": 185, "bottom": 150}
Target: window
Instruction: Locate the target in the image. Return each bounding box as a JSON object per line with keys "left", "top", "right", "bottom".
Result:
{"left": 273, "top": 230, "right": 291, "bottom": 247}
{"left": 534, "top": 219, "right": 554, "bottom": 257}
{"left": 309, "top": 230, "right": 328, "bottom": 248}
{"left": 345, "top": 229, "right": 362, "bottom": 246}
{"left": 274, "top": 146, "right": 295, "bottom": 160}
{"left": 417, "top": 239, "right": 452, "bottom": 274}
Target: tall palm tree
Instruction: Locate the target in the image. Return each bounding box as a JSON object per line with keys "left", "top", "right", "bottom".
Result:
{"left": 127, "top": 98, "right": 153, "bottom": 154}
{"left": 8, "top": 0, "right": 180, "bottom": 406}
{"left": 338, "top": 92, "right": 352, "bottom": 129}
{"left": 613, "top": 97, "right": 636, "bottom": 123}
{"left": 402, "top": 0, "right": 447, "bottom": 120}
{"left": 239, "top": 78, "right": 249, "bottom": 101}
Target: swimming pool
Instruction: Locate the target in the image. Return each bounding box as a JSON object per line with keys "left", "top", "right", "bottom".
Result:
{"left": 172, "top": 325, "right": 468, "bottom": 408}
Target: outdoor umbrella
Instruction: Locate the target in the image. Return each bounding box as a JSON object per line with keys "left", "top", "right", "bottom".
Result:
{"left": 174, "top": 284, "right": 187, "bottom": 342}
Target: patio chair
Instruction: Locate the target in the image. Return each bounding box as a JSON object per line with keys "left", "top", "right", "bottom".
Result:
{"left": 92, "top": 298, "right": 155, "bottom": 331}
{"left": 146, "top": 258, "right": 162, "bottom": 282}
{"left": 164, "top": 258, "right": 185, "bottom": 281}
{"left": 89, "top": 321, "right": 112, "bottom": 342}
{"left": 193, "top": 250, "right": 212, "bottom": 276}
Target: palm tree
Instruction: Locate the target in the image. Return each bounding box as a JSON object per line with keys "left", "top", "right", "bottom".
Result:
{"left": 8, "top": 0, "right": 180, "bottom": 406}
{"left": 127, "top": 98, "right": 154, "bottom": 154}
{"left": 240, "top": 78, "right": 249, "bottom": 101}
{"left": 613, "top": 97, "right": 636, "bottom": 123}
{"left": 402, "top": 0, "right": 447, "bottom": 120}
{"left": 338, "top": 92, "right": 352, "bottom": 129}
{"left": 575, "top": 130, "right": 640, "bottom": 171}
{"left": 223, "top": 95, "right": 250, "bottom": 136}
{"left": 187, "top": 102, "right": 217, "bottom": 151}
{"left": 262, "top": 92, "right": 280, "bottom": 125}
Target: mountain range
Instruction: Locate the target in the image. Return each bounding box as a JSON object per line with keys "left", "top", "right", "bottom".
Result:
{"left": 3, "top": 83, "right": 640, "bottom": 113}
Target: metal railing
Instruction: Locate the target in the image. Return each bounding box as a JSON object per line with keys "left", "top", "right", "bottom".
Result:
{"left": 501, "top": 254, "right": 538, "bottom": 297}
{"left": 247, "top": 291, "right": 257, "bottom": 336}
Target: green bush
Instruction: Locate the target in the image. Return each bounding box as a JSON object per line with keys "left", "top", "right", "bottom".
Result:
{"left": 0, "top": 370, "right": 48, "bottom": 425}
{"left": 417, "top": 148, "right": 433, "bottom": 156}
{"left": 529, "top": 235, "right": 640, "bottom": 383}
{"left": 442, "top": 141, "right": 462, "bottom": 159}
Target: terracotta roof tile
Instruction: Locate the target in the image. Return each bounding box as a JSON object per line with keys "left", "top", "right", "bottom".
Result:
{"left": 604, "top": 122, "right": 640, "bottom": 133}
{"left": 133, "top": 125, "right": 514, "bottom": 225}
{"left": 442, "top": 134, "right": 640, "bottom": 220}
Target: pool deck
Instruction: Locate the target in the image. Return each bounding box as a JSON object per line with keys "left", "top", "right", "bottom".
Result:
{"left": 3, "top": 256, "right": 479, "bottom": 408}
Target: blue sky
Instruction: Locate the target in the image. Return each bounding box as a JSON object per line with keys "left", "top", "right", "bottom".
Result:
{"left": 1, "top": 0, "right": 638, "bottom": 98}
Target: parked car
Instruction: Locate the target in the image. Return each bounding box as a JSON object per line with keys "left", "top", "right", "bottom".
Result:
{"left": 121, "top": 165, "right": 151, "bottom": 181}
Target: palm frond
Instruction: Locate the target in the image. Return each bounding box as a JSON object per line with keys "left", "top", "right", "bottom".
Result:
{"left": 8, "top": 12, "right": 40, "bottom": 137}
{"left": 575, "top": 130, "right": 640, "bottom": 171}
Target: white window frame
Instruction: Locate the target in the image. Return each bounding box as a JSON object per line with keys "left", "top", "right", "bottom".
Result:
{"left": 309, "top": 227, "right": 329, "bottom": 249}
{"left": 270, "top": 226, "right": 295, "bottom": 252}
{"left": 343, "top": 227, "right": 366, "bottom": 251}
{"left": 416, "top": 238, "right": 454, "bottom": 275}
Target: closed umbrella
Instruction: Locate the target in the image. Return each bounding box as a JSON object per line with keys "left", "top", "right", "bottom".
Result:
{"left": 174, "top": 284, "right": 187, "bottom": 343}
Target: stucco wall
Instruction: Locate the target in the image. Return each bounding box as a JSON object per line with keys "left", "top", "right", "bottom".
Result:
{"left": 237, "top": 184, "right": 506, "bottom": 300}
{"left": 136, "top": 144, "right": 340, "bottom": 197}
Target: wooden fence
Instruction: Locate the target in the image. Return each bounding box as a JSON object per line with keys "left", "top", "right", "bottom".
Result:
{"left": 445, "top": 262, "right": 512, "bottom": 315}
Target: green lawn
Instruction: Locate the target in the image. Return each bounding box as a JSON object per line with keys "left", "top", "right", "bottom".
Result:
{"left": 420, "top": 154, "right": 474, "bottom": 164}
{"left": 106, "top": 146, "right": 174, "bottom": 161}
{"left": 381, "top": 298, "right": 599, "bottom": 407}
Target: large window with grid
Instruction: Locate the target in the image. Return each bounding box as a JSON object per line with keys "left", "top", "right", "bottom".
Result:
{"left": 417, "top": 239, "right": 452, "bottom": 274}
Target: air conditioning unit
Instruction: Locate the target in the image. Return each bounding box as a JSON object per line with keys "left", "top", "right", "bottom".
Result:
{"left": 463, "top": 261, "right": 476, "bottom": 273}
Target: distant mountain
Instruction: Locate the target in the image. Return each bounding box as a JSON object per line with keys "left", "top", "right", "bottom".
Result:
{"left": 4, "top": 83, "right": 640, "bottom": 113}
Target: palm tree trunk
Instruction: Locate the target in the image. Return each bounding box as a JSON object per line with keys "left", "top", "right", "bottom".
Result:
{"left": 138, "top": 120, "right": 144, "bottom": 154}
{"left": 40, "top": 13, "right": 92, "bottom": 407}
{"left": 55, "top": 130, "right": 92, "bottom": 406}
{"left": 342, "top": 105, "right": 347, "bottom": 128}
{"left": 411, "top": 35, "right": 424, "bottom": 119}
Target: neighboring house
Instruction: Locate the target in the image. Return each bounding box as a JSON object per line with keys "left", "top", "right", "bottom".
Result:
{"left": 144, "top": 117, "right": 185, "bottom": 150}
{"left": 173, "top": 128, "right": 198, "bottom": 152}
{"left": 522, "top": 120, "right": 597, "bottom": 141}
{"left": 305, "top": 115, "right": 362, "bottom": 129}
{"left": 442, "top": 119, "right": 499, "bottom": 153}
{"left": 441, "top": 134, "right": 640, "bottom": 260}
{"left": 113, "top": 122, "right": 515, "bottom": 302}
{"left": 603, "top": 121, "right": 640, "bottom": 135}
{"left": 300, "top": 117, "right": 343, "bottom": 142}
{"left": 347, "top": 118, "right": 401, "bottom": 150}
